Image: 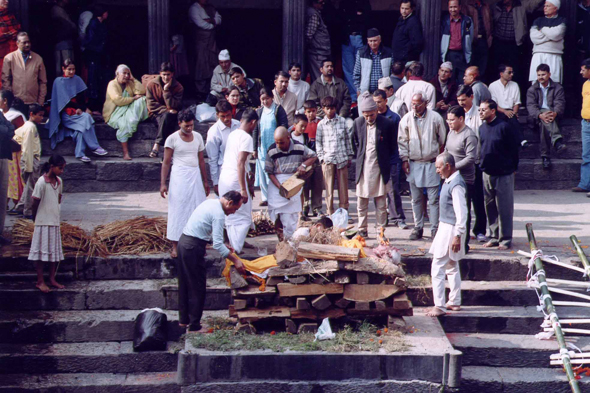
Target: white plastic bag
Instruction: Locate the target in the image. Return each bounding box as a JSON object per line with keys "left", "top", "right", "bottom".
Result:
{"left": 330, "top": 208, "right": 349, "bottom": 230}
{"left": 194, "top": 103, "right": 217, "bottom": 122}
{"left": 314, "top": 317, "right": 336, "bottom": 341}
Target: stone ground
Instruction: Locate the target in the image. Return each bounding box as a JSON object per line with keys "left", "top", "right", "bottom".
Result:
{"left": 4, "top": 189, "right": 589, "bottom": 259}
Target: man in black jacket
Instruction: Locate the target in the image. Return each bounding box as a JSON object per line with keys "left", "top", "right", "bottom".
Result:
{"left": 340, "top": 0, "right": 371, "bottom": 104}
{"left": 391, "top": 0, "right": 424, "bottom": 64}
{"left": 0, "top": 111, "right": 15, "bottom": 246}
{"left": 352, "top": 91, "right": 396, "bottom": 237}
{"left": 478, "top": 99, "right": 520, "bottom": 250}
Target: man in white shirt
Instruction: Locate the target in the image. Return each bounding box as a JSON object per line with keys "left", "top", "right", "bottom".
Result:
{"left": 456, "top": 84, "right": 487, "bottom": 243}
{"left": 205, "top": 100, "right": 240, "bottom": 195}
{"left": 217, "top": 109, "right": 258, "bottom": 253}
{"left": 427, "top": 152, "right": 467, "bottom": 317}
{"left": 273, "top": 70, "right": 298, "bottom": 126}
{"left": 178, "top": 192, "right": 245, "bottom": 332}
{"left": 189, "top": 0, "right": 222, "bottom": 96}
{"left": 395, "top": 62, "right": 436, "bottom": 111}
{"left": 488, "top": 64, "right": 526, "bottom": 146}
{"left": 207, "top": 49, "right": 246, "bottom": 105}
{"left": 287, "top": 62, "right": 310, "bottom": 115}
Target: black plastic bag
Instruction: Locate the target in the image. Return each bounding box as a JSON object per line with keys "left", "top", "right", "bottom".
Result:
{"left": 133, "top": 308, "right": 168, "bottom": 351}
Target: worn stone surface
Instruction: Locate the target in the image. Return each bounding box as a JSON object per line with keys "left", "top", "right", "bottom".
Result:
{"left": 97, "top": 162, "right": 145, "bottom": 181}
{"left": 0, "top": 341, "right": 179, "bottom": 374}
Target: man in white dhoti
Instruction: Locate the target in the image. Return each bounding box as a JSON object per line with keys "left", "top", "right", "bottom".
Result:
{"left": 398, "top": 92, "right": 447, "bottom": 240}
{"left": 529, "top": 0, "right": 566, "bottom": 83}
{"left": 160, "top": 109, "right": 210, "bottom": 258}
{"left": 352, "top": 91, "right": 397, "bottom": 238}
{"left": 218, "top": 109, "right": 259, "bottom": 253}
{"left": 427, "top": 152, "right": 467, "bottom": 317}
{"left": 266, "top": 127, "right": 317, "bottom": 241}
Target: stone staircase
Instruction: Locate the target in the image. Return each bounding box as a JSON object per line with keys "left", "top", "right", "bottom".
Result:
{"left": 2, "top": 247, "right": 589, "bottom": 391}
{"left": 35, "top": 113, "right": 584, "bottom": 193}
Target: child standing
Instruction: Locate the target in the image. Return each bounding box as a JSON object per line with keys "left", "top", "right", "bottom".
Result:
{"left": 315, "top": 96, "right": 352, "bottom": 216}
{"left": 302, "top": 100, "right": 324, "bottom": 217}
{"left": 29, "top": 154, "right": 67, "bottom": 293}
{"left": 289, "top": 113, "right": 308, "bottom": 145}
{"left": 14, "top": 104, "right": 43, "bottom": 219}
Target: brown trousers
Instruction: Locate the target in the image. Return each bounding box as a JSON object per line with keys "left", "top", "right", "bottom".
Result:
{"left": 321, "top": 163, "right": 349, "bottom": 215}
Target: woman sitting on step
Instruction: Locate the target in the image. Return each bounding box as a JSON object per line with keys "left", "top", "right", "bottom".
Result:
{"left": 48, "top": 59, "right": 108, "bottom": 163}
{"left": 102, "top": 64, "right": 148, "bottom": 160}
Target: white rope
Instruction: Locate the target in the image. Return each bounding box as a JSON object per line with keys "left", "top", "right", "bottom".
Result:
{"left": 518, "top": 250, "right": 586, "bottom": 274}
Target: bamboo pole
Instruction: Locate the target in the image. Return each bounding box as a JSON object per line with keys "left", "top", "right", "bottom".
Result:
{"left": 548, "top": 287, "right": 590, "bottom": 302}
{"left": 570, "top": 235, "right": 590, "bottom": 277}
{"left": 526, "top": 223, "right": 581, "bottom": 393}
{"left": 547, "top": 278, "right": 590, "bottom": 287}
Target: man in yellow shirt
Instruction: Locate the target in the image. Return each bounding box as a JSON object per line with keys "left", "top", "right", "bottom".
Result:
{"left": 14, "top": 104, "right": 43, "bottom": 218}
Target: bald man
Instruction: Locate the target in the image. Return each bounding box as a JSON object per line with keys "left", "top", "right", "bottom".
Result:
{"left": 265, "top": 126, "right": 317, "bottom": 240}
{"left": 463, "top": 66, "right": 491, "bottom": 107}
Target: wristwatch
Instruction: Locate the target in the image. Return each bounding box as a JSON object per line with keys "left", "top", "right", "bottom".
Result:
{"left": 301, "top": 163, "right": 307, "bottom": 168}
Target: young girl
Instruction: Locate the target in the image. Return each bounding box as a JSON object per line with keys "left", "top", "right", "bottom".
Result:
{"left": 29, "top": 154, "right": 67, "bottom": 293}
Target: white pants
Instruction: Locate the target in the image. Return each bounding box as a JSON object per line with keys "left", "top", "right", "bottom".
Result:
{"left": 431, "top": 254, "right": 461, "bottom": 309}
{"left": 278, "top": 212, "right": 299, "bottom": 240}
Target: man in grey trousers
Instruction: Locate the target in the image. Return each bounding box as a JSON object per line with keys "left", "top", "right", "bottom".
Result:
{"left": 0, "top": 110, "right": 15, "bottom": 246}
{"left": 478, "top": 99, "right": 520, "bottom": 250}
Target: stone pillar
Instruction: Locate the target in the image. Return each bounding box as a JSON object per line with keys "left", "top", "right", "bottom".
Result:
{"left": 282, "top": 0, "right": 306, "bottom": 72}
{"left": 10, "top": 0, "right": 28, "bottom": 32}
{"left": 418, "top": 0, "right": 442, "bottom": 81}
{"left": 148, "top": 0, "right": 170, "bottom": 74}
{"left": 561, "top": 0, "right": 578, "bottom": 117}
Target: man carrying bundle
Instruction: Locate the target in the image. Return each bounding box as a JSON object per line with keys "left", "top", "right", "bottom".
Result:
{"left": 177, "top": 191, "right": 245, "bottom": 332}
{"left": 266, "top": 126, "right": 317, "bottom": 241}
{"left": 427, "top": 152, "right": 467, "bottom": 317}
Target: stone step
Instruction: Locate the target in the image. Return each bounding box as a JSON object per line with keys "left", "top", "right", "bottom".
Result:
{"left": 461, "top": 366, "right": 590, "bottom": 392}
{"left": 0, "top": 309, "right": 184, "bottom": 344}
{"left": 515, "top": 158, "right": 583, "bottom": 190}
{"left": 0, "top": 279, "right": 230, "bottom": 312}
{"left": 0, "top": 372, "right": 179, "bottom": 393}
{"left": 0, "top": 271, "right": 75, "bottom": 282}
{"left": 437, "top": 306, "right": 590, "bottom": 335}
{"left": 0, "top": 341, "right": 180, "bottom": 374}
{"left": 518, "top": 140, "right": 581, "bottom": 160}
{"left": 38, "top": 120, "right": 214, "bottom": 158}
{"left": 448, "top": 332, "right": 590, "bottom": 368}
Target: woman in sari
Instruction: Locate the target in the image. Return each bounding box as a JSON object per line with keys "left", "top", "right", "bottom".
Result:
{"left": 102, "top": 64, "right": 148, "bottom": 160}
{"left": 48, "top": 59, "right": 108, "bottom": 163}
{"left": 252, "top": 87, "right": 288, "bottom": 206}
{"left": 2, "top": 89, "right": 25, "bottom": 213}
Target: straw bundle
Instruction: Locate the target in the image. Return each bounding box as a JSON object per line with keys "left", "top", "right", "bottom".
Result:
{"left": 92, "top": 216, "right": 170, "bottom": 256}
{"left": 11, "top": 219, "right": 95, "bottom": 255}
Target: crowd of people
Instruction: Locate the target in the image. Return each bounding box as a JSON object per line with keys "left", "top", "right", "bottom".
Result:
{"left": 2, "top": 0, "right": 590, "bottom": 323}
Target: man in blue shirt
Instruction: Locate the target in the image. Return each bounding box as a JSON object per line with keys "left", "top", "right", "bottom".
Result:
{"left": 177, "top": 191, "right": 245, "bottom": 332}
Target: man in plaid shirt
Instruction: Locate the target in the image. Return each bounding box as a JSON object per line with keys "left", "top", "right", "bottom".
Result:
{"left": 316, "top": 96, "right": 353, "bottom": 216}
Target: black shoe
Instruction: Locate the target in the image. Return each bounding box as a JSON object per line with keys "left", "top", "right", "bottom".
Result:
{"left": 555, "top": 139, "right": 567, "bottom": 154}
{"left": 409, "top": 228, "right": 423, "bottom": 240}
{"left": 542, "top": 157, "right": 552, "bottom": 170}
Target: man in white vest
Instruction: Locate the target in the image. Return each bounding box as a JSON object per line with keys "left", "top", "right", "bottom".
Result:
{"left": 353, "top": 28, "right": 394, "bottom": 97}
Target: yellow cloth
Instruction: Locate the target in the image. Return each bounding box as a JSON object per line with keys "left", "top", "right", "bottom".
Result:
{"left": 340, "top": 237, "right": 368, "bottom": 258}
{"left": 222, "top": 255, "right": 278, "bottom": 290}
{"left": 13, "top": 121, "right": 40, "bottom": 173}
{"left": 583, "top": 81, "right": 590, "bottom": 120}
{"left": 102, "top": 78, "right": 146, "bottom": 123}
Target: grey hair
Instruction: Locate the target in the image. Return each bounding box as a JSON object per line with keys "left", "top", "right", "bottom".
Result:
{"left": 115, "top": 64, "right": 130, "bottom": 75}
{"left": 412, "top": 91, "right": 426, "bottom": 103}
{"left": 437, "top": 152, "right": 455, "bottom": 168}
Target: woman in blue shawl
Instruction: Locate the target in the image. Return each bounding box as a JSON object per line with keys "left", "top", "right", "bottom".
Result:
{"left": 48, "top": 59, "right": 108, "bottom": 163}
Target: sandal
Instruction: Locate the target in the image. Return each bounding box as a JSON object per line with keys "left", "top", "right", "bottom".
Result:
{"left": 149, "top": 149, "right": 159, "bottom": 158}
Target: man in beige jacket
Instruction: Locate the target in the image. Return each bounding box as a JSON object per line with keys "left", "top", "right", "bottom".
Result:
{"left": 2, "top": 32, "right": 47, "bottom": 105}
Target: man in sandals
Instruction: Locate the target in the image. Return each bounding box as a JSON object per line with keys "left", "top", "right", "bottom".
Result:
{"left": 427, "top": 152, "right": 467, "bottom": 317}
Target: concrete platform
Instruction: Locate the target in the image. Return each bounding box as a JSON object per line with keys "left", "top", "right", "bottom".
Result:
{"left": 0, "top": 309, "right": 184, "bottom": 344}
{"left": 0, "top": 341, "right": 180, "bottom": 374}
{"left": 178, "top": 312, "right": 461, "bottom": 389}
{"left": 0, "top": 372, "right": 180, "bottom": 393}
{"left": 449, "top": 333, "right": 590, "bottom": 368}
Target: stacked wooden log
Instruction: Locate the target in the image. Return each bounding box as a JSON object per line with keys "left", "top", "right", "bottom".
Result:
{"left": 229, "top": 242, "right": 412, "bottom": 334}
